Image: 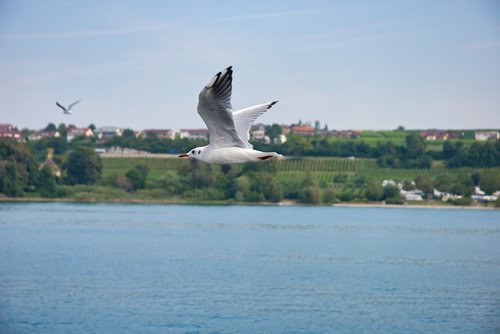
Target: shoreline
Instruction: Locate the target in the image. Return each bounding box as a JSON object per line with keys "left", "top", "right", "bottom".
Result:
{"left": 0, "top": 197, "right": 497, "bottom": 210}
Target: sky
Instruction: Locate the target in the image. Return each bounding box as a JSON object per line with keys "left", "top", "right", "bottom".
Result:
{"left": 0, "top": 0, "right": 499, "bottom": 131}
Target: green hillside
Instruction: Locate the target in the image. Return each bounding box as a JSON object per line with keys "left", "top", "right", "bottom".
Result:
{"left": 102, "top": 156, "right": 495, "bottom": 184}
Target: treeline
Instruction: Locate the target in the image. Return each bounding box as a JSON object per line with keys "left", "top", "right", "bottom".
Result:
{"left": 2, "top": 137, "right": 500, "bottom": 207}
{"left": 439, "top": 141, "right": 500, "bottom": 168}
{"left": 255, "top": 133, "right": 499, "bottom": 168}
{"left": 0, "top": 138, "right": 102, "bottom": 198}
{"left": 24, "top": 123, "right": 500, "bottom": 169}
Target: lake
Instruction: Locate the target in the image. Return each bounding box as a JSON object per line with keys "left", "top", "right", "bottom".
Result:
{"left": 0, "top": 203, "right": 499, "bottom": 333}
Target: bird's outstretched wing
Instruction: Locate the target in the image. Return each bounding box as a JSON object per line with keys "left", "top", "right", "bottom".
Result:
{"left": 197, "top": 66, "right": 246, "bottom": 148}
{"left": 67, "top": 99, "right": 81, "bottom": 111}
{"left": 233, "top": 101, "right": 278, "bottom": 148}
{"left": 56, "top": 102, "right": 67, "bottom": 112}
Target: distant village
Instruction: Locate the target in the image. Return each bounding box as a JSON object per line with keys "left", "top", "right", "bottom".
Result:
{"left": 1, "top": 121, "right": 499, "bottom": 205}
{"left": 1, "top": 122, "right": 499, "bottom": 144}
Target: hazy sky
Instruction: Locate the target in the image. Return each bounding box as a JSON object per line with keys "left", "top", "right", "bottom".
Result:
{"left": 1, "top": 0, "right": 499, "bottom": 131}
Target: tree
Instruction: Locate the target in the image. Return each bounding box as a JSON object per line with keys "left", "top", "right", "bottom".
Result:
{"left": 125, "top": 164, "right": 149, "bottom": 191}
{"left": 122, "top": 128, "right": 135, "bottom": 138}
{"left": 478, "top": 171, "right": 500, "bottom": 194}
{"left": 44, "top": 123, "right": 57, "bottom": 132}
{"left": 405, "top": 133, "right": 426, "bottom": 159}
{"left": 299, "top": 186, "right": 321, "bottom": 204}
{"left": 0, "top": 161, "right": 23, "bottom": 197}
{"left": 322, "top": 187, "right": 336, "bottom": 204}
{"left": 282, "top": 135, "right": 313, "bottom": 155}
{"left": 415, "top": 175, "right": 433, "bottom": 195}
{"left": 434, "top": 174, "right": 454, "bottom": 192}
{"left": 57, "top": 123, "right": 68, "bottom": 137}
{"left": 365, "top": 181, "right": 384, "bottom": 201}
{"left": 65, "top": 148, "right": 102, "bottom": 185}
{"left": 402, "top": 180, "right": 415, "bottom": 191}
{"left": 383, "top": 185, "right": 400, "bottom": 200}
{"left": 234, "top": 175, "right": 251, "bottom": 202}
{"left": 0, "top": 138, "right": 39, "bottom": 189}
{"left": 265, "top": 124, "right": 282, "bottom": 142}
{"left": 125, "top": 169, "right": 143, "bottom": 191}
{"left": 115, "top": 175, "right": 133, "bottom": 192}
{"left": 38, "top": 165, "right": 58, "bottom": 198}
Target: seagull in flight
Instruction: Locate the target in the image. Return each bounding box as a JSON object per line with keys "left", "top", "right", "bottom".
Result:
{"left": 179, "top": 66, "right": 282, "bottom": 164}
{"left": 56, "top": 99, "right": 81, "bottom": 114}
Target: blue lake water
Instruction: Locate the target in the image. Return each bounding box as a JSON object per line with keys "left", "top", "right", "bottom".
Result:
{"left": 0, "top": 203, "right": 499, "bottom": 334}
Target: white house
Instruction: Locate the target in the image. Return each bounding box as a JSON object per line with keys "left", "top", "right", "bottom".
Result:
{"left": 28, "top": 130, "right": 60, "bottom": 141}
{"left": 433, "top": 189, "right": 462, "bottom": 202}
{"left": 475, "top": 131, "right": 499, "bottom": 141}
{"left": 250, "top": 124, "right": 266, "bottom": 141}
{"left": 403, "top": 193, "right": 423, "bottom": 201}
{"left": 382, "top": 180, "right": 397, "bottom": 187}
{"left": 179, "top": 129, "right": 209, "bottom": 140}
{"left": 67, "top": 127, "right": 94, "bottom": 142}
{"left": 95, "top": 127, "right": 123, "bottom": 139}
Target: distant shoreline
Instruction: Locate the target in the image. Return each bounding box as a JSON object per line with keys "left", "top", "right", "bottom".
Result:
{"left": 0, "top": 197, "right": 497, "bottom": 210}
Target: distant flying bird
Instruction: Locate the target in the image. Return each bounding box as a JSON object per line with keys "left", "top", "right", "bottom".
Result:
{"left": 178, "top": 66, "right": 282, "bottom": 164}
{"left": 56, "top": 99, "right": 81, "bottom": 114}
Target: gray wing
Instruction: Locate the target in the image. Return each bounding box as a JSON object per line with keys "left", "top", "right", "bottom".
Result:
{"left": 197, "top": 66, "right": 246, "bottom": 148}
{"left": 233, "top": 101, "right": 278, "bottom": 148}
{"left": 67, "top": 99, "right": 81, "bottom": 111}
{"left": 56, "top": 102, "right": 67, "bottom": 112}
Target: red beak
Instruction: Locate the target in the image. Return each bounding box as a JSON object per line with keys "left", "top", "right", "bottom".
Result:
{"left": 178, "top": 154, "right": 189, "bottom": 158}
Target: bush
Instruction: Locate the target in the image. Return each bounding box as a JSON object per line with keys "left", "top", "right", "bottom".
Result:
{"left": 385, "top": 197, "right": 404, "bottom": 205}
{"left": 322, "top": 187, "right": 336, "bottom": 204}
{"left": 298, "top": 186, "right": 321, "bottom": 204}
{"left": 339, "top": 191, "right": 354, "bottom": 202}
{"left": 365, "top": 181, "right": 384, "bottom": 201}
{"left": 453, "top": 197, "right": 472, "bottom": 206}
{"left": 383, "top": 185, "right": 400, "bottom": 199}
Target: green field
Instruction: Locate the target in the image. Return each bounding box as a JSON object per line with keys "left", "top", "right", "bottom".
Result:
{"left": 102, "top": 156, "right": 496, "bottom": 184}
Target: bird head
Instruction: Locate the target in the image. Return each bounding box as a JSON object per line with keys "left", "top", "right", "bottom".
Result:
{"left": 178, "top": 146, "right": 205, "bottom": 160}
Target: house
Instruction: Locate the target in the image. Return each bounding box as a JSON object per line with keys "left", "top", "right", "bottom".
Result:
{"left": 0, "top": 124, "right": 13, "bottom": 132}
{"left": 67, "top": 127, "right": 94, "bottom": 142}
{"left": 403, "top": 193, "right": 423, "bottom": 201}
{"left": 382, "top": 180, "right": 397, "bottom": 187}
{"left": 420, "top": 129, "right": 449, "bottom": 141}
{"left": 0, "top": 124, "right": 23, "bottom": 141}
{"left": 400, "top": 188, "right": 425, "bottom": 201}
{"left": 433, "top": 189, "right": 462, "bottom": 202}
{"left": 250, "top": 124, "right": 266, "bottom": 141}
{"left": 280, "top": 125, "right": 291, "bottom": 135}
{"left": 95, "top": 127, "right": 123, "bottom": 139}
{"left": 471, "top": 194, "right": 498, "bottom": 202}
{"left": 290, "top": 125, "right": 315, "bottom": 136}
{"left": 143, "top": 129, "right": 175, "bottom": 140}
{"left": 28, "top": 130, "right": 60, "bottom": 141}
{"left": 474, "top": 131, "right": 499, "bottom": 141}
{"left": 39, "top": 148, "right": 61, "bottom": 177}
{"left": 179, "top": 129, "right": 209, "bottom": 140}
{"left": 274, "top": 134, "right": 287, "bottom": 144}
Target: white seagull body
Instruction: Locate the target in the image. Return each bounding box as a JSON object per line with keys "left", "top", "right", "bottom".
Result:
{"left": 56, "top": 100, "right": 81, "bottom": 114}
{"left": 179, "top": 66, "right": 282, "bottom": 164}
